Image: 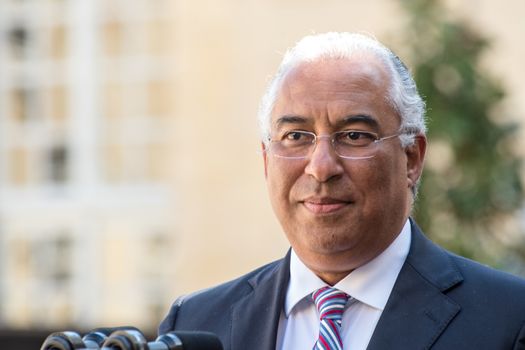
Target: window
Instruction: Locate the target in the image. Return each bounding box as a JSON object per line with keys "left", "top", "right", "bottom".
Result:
{"left": 102, "top": 20, "right": 123, "bottom": 56}
{"left": 48, "top": 144, "right": 69, "bottom": 184}
{"left": 30, "top": 233, "right": 73, "bottom": 287}
{"left": 49, "top": 25, "right": 67, "bottom": 59}
{"left": 146, "top": 20, "right": 168, "bottom": 55}
{"left": 146, "top": 80, "right": 171, "bottom": 116}
{"left": 7, "top": 25, "right": 29, "bottom": 60}
{"left": 101, "top": 143, "right": 123, "bottom": 183}
{"left": 103, "top": 83, "right": 124, "bottom": 119}
{"left": 8, "top": 146, "right": 29, "bottom": 185}
{"left": 10, "top": 87, "right": 37, "bottom": 122}
{"left": 44, "top": 85, "right": 68, "bottom": 123}
{"left": 147, "top": 142, "right": 167, "bottom": 181}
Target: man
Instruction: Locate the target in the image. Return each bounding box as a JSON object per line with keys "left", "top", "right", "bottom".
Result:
{"left": 159, "top": 32, "right": 525, "bottom": 349}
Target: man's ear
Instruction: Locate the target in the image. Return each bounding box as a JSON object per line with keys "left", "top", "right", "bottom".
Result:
{"left": 406, "top": 135, "right": 427, "bottom": 190}
{"left": 262, "top": 142, "right": 268, "bottom": 178}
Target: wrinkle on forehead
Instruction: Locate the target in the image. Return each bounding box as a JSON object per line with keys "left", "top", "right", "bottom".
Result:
{"left": 284, "top": 56, "right": 390, "bottom": 96}
{"left": 272, "top": 56, "right": 395, "bottom": 131}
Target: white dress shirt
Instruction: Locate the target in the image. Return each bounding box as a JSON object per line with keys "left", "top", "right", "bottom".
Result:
{"left": 276, "top": 219, "right": 411, "bottom": 350}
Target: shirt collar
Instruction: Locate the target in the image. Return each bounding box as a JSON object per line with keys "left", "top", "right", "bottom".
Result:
{"left": 284, "top": 219, "right": 411, "bottom": 316}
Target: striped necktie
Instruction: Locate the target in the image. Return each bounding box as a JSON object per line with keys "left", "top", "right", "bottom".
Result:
{"left": 312, "top": 286, "right": 349, "bottom": 350}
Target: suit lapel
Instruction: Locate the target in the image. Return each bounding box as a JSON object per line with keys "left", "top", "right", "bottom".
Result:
{"left": 230, "top": 251, "right": 290, "bottom": 350}
{"left": 367, "top": 222, "right": 463, "bottom": 350}
{"left": 227, "top": 223, "right": 463, "bottom": 350}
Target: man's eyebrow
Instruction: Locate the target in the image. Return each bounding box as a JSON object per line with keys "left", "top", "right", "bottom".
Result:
{"left": 274, "top": 114, "right": 380, "bottom": 129}
{"left": 274, "top": 115, "right": 308, "bottom": 128}
{"left": 339, "top": 114, "right": 379, "bottom": 129}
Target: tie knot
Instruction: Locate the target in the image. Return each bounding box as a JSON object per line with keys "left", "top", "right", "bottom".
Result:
{"left": 312, "top": 286, "right": 349, "bottom": 321}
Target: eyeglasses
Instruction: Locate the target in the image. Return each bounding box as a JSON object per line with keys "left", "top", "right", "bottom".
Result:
{"left": 266, "top": 130, "right": 400, "bottom": 160}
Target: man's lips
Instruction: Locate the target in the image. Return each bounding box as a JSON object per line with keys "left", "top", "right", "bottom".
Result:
{"left": 301, "top": 197, "right": 352, "bottom": 214}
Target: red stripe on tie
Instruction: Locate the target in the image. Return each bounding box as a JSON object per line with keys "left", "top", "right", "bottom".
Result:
{"left": 312, "top": 286, "right": 349, "bottom": 349}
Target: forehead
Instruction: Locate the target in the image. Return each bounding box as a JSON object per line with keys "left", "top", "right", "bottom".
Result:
{"left": 272, "top": 56, "right": 399, "bottom": 131}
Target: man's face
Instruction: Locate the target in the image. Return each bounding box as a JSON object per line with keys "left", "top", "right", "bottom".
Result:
{"left": 263, "top": 56, "right": 425, "bottom": 280}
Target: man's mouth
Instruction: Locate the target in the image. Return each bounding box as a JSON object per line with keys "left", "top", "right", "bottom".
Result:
{"left": 302, "top": 197, "right": 352, "bottom": 214}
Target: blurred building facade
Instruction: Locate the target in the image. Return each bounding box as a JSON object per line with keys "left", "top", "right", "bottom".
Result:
{"left": 0, "top": 0, "right": 177, "bottom": 331}
{"left": 0, "top": 0, "right": 524, "bottom": 336}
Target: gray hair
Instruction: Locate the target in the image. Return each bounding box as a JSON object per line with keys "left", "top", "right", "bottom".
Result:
{"left": 258, "top": 32, "right": 426, "bottom": 147}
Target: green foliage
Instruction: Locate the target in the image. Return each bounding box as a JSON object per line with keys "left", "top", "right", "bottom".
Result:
{"left": 400, "top": 0, "right": 524, "bottom": 269}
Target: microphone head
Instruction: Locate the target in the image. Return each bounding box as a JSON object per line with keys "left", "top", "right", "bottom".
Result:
{"left": 40, "top": 331, "right": 85, "bottom": 350}
{"left": 83, "top": 326, "right": 140, "bottom": 347}
{"left": 158, "top": 331, "right": 223, "bottom": 350}
{"left": 101, "top": 329, "right": 148, "bottom": 350}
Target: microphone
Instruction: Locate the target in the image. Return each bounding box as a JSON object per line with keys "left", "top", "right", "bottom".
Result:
{"left": 82, "top": 327, "right": 140, "bottom": 348}
{"left": 149, "top": 331, "right": 223, "bottom": 350}
{"left": 41, "top": 328, "right": 224, "bottom": 350}
{"left": 100, "top": 329, "right": 148, "bottom": 349}
{"left": 100, "top": 330, "right": 223, "bottom": 350}
{"left": 40, "top": 331, "right": 86, "bottom": 350}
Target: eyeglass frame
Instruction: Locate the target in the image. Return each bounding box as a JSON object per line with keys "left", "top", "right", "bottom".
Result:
{"left": 265, "top": 129, "right": 403, "bottom": 160}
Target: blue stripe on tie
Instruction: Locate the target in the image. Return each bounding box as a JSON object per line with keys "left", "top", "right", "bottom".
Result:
{"left": 312, "top": 286, "right": 349, "bottom": 350}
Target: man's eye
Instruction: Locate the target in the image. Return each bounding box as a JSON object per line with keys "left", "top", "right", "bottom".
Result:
{"left": 349, "top": 131, "right": 372, "bottom": 139}
{"left": 338, "top": 131, "right": 376, "bottom": 146}
{"left": 279, "top": 131, "right": 314, "bottom": 148}
{"left": 284, "top": 131, "right": 306, "bottom": 141}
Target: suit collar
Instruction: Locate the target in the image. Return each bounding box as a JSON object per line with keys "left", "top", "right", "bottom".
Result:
{"left": 285, "top": 220, "right": 411, "bottom": 316}
{"left": 367, "top": 220, "right": 463, "bottom": 350}
{"left": 228, "top": 221, "right": 464, "bottom": 350}
{"left": 230, "top": 250, "right": 291, "bottom": 350}
{"left": 405, "top": 221, "right": 463, "bottom": 291}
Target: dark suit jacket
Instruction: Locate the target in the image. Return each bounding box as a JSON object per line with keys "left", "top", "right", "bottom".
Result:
{"left": 159, "top": 221, "right": 525, "bottom": 349}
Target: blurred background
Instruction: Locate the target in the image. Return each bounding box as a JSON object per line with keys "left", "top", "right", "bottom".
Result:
{"left": 0, "top": 0, "right": 524, "bottom": 347}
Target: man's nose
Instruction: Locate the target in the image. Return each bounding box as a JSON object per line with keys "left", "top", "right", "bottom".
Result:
{"left": 304, "top": 136, "right": 344, "bottom": 182}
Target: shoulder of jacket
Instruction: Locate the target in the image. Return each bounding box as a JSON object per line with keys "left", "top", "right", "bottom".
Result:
{"left": 178, "top": 256, "right": 286, "bottom": 305}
